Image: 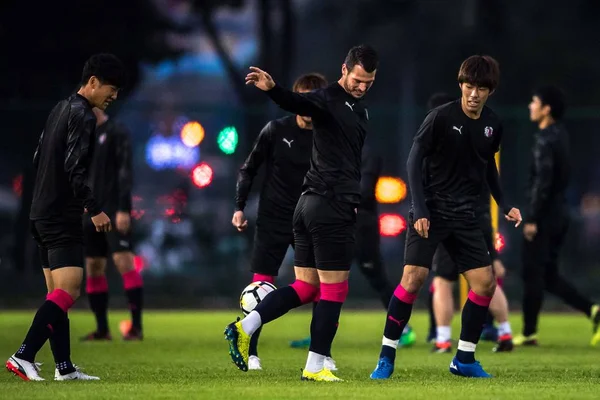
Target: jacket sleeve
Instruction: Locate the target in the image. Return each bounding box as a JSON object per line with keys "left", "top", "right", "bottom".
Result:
{"left": 235, "top": 122, "right": 273, "bottom": 211}
{"left": 526, "top": 140, "right": 554, "bottom": 223}
{"left": 115, "top": 125, "right": 133, "bottom": 212}
{"left": 64, "top": 107, "right": 100, "bottom": 216}
{"left": 266, "top": 85, "right": 327, "bottom": 117}
{"left": 32, "top": 131, "right": 44, "bottom": 169}
{"left": 359, "top": 148, "right": 382, "bottom": 208}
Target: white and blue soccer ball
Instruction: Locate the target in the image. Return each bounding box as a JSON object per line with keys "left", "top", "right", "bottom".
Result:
{"left": 239, "top": 281, "right": 277, "bottom": 315}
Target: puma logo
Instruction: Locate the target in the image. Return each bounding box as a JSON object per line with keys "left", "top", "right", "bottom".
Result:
{"left": 283, "top": 138, "right": 294, "bottom": 148}
{"left": 387, "top": 316, "right": 404, "bottom": 327}
{"left": 452, "top": 125, "right": 463, "bottom": 135}
{"left": 345, "top": 101, "right": 354, "bottom": 111}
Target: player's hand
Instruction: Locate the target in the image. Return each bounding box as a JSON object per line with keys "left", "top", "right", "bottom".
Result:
{"left": 91, "top": 212, "right": 112, "bottom": 233}
{"left": 232, "top": 211, "right": 248, "bottom": 232}
{"left": 492, "top": 259, "right": 506, "bottom": 279}
{"left": 245, "top": 67, "right": 275, "bottom": 91}
{"left": 115, "top": 211, "right": 131, "bottom": 234}
{"left": 505, "top": 207, "right": 522, "bottom": 227}
{"left": 523, "top": 222, "right": 537, "bottom": 241}
{"left": 414, "top": 218, "right": 430, "bottom": 238}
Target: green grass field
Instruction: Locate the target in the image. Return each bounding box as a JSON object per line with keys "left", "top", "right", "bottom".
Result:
{"left": 1, "top": 310, "right": 599, "bottom": 399}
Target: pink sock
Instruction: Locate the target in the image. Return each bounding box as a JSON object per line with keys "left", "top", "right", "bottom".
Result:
{"left": 320, "top": 281, "right": 349, "bottom": 303}
{"left": 122, "top": 270, "right": 143, "bottom": 290}
{"left": 47, "top": 289, "right": 75, "bottom": 312}
{"left": 290, "top": 280, "right": 319, "bottom": 304}
{"left": 429, "top": 282, "right": 435, "bottom": 293}
{"left": 252, "top": 273, "right": 274, "bottom": 284}
{"left": 496, "top": 277, "right": 504, "bottom": 288}
{"left": 394, "top": 284, "right": 417, "bottom": 304}
{"left": 468, "top": 290, "right": 492, "bottom": 307}
{"left": 86, "top": 276, "right": 108, "bottom": 294}
{"left": 313, "top": 290, "right": 321, "bottom": 303}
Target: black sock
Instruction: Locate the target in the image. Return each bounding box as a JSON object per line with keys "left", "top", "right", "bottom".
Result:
{"left": 88, "top": 292, "right": 109, "bottom": 334}
{"left": 484, "top": 311, "right": 495, "bottom": 327}
{"left": 15, "top": 301, "right": 65, "bottom": 362}
{"left": 255, "top": 286, "right": 302, "bottom": 324}
{"left": 379, "top": 295, "right": 413, "bottom": 363}
{"left": 309, "top": 300, "right": 343, "bottom": 356}
{"left": 249, "top": 326, "right": 262, "bottom": 357}
{"left": 125, "top": 287, "right": 143, "bottom": 331}
{"left": 427, "top": 289, "right": 436, "bottom": 339}
{"left": 456, "top": 296, "right": 490, "bottom": 364}
{"left": 49, "top": 314, "right": 76, "bottom": 375}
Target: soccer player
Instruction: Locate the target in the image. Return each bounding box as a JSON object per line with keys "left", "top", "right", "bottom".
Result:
{"left": 231, "top": 73, "right": 329, "bottom": 370}
{"left": 430, "top": 182, "right": 514, "bottom": 353}
{"left": 81, "top": 107, "right": 143, "bottom": 341}
{"left": 516, "top": 86, "right": 600, "bottom": 346}
{"left": 225, "top": 44, "right": 378, "bottom": 382}
{"left": 6, "top": 54, "right": 125, "bottom": 381}
{"left": 370, "top": 55, "right": 522, "bottom": 380}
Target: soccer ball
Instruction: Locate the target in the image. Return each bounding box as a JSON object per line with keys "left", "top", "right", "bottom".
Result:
{"left": 239, "top": 281, "right": 277, "bottom": 315}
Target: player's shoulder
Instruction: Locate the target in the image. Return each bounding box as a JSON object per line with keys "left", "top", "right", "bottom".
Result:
{"left": 265, "top": 116, "right": 296, "bottom": 135}
{"left": 481, "top": 105, "right": 502, "bottom": 124}
{"left": 68, "top": 94, "right": 95, "bottom": 123}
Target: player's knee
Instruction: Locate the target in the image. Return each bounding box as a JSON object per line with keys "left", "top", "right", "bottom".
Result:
{"left": 472, "top": 276, "right": 496, "bottom": 298}
{"left": 86, "top": 257, "right": 107, "bottom": 277}
{"left": 290, "top": 279, "right": 319, "bottom": 304}
{"left": 113, "top": 252, "right": 134, "bottom": 275}
{"left": 400, "top": 265, "right": 429, "bottom": 293}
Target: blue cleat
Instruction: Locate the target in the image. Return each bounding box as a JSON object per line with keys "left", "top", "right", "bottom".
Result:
{"left": 449, "top": 357, "right": 492, "bottom": 378}
{"left": 370, "top": 357, "right": 394, "bottom": 380}
{"left": 480, "top": 324, "right": 498, "bottom": 342}
{"left": 289, "top": 336, "right": 311, "bottom": 349}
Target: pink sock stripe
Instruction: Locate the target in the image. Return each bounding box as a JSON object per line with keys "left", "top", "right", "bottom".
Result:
{"left": 320, "top": 281, "right": 349, "bottom": 303}
{"left": 394, "top": 284, "right": 417, "bottom": 304}
{"left": 123, "top": 270, "right": 143, "bottom": 290}
{"left": 496, "top": 278, "right": 504, "bottom": 288}
{"left": 86, "top": 276, "right": 108, "bottom": 294}
{"left": 313, "top": 290, "right": 321, "bottom": 303}
{"left": 290, "top": 280, "right": 319, "bottom": 304}
{"left": 468, "top": 290, "right": 492, "bottom": 307}
{"left": 253, "top": 273, "right": 274, "bottom": 284}
{"left": 429, "top": 283, "right": 435, "bottom": 293}
{"left": 46, "top": 289, "right": 74, "bottom": 312}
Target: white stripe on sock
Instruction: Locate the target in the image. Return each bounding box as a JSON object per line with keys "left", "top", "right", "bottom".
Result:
{"left": 240, "top": 311, "right": 262, "bottom": 336}
{"left": 305, "top": 351, "right": 325, "bottom": 373}
{"left": 457, "top": 340, "right": 476, "bottom": 352}
{"left": 498, "top": 321, "right": 512, "bottom": 336}
{"left": 436, "top": 326, "right": 451, "bottom": 343}
{"left": 382, "top": 336, "right": 399, "bottom": 349}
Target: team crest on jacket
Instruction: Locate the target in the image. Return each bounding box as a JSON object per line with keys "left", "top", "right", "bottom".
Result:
{"left": 484, "top": 126, "right": 493, "bottom": 138}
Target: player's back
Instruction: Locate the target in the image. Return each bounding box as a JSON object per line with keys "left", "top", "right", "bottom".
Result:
{"left": 304, "top": 83, "right": 369, "bottom": 205}
{"left": 30, "top": 94, "right": 96, "bottom": 221}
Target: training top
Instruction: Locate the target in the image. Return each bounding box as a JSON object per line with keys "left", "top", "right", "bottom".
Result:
{"left": 87, "top": 118, "right": 133, "bottom": 214}
{"left": 525, "top": 123, "right": 570, "bottom": 223}
{"left": 266, "top": 82, "right": 369, "bottom": 205}
{"left": 408, "top": 100, "right": 509, "bottom": 221}
{"left": 235, "top": 116, "right": 312, "bottom": 219}
{"left": 30, "top": 94, "right": 100, "bottom": 220}
{"left": 359, "top": 144, "right": 382, "bottom": 212}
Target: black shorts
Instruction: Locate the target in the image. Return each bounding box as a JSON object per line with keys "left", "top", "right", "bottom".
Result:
{"left": 293, "top": 192, "right": 356, "bottom": 271}
{"left": 30, "top": 218, "right": 84, "bottom": 270}
{"left": 355, "top": 210, "right": 381, "bottom": 267}
{"left": 249, "top": 216, "right": 294, "bottom": 276}
{"left": 404, "top": 212, "right": 491, "bottom": 274}
{"left": 432, "top": 213, "right": 496, "bottom": 281}
{"left": 83, "top": 215, "right": 133, "bottom": 257}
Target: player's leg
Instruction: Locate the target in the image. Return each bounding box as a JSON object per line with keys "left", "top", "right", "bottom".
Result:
{"left": 426, "top": 280, "right": 437, "bottom": 343}
{"left": 489, "top": 284, "right": 514, "bottom": 352}
{"left": 431, "top": 246, "right": 457, "bottom": 353}
{"left": 449, "top": 225, "right": 495, "bottom": 378}
{"left": 540, "top": 218, "right": 599, "bottom": 344}
{"left": 225, "top": 196, "right": 320, "bottom": 372}
{"left": 370, "top": 214, "right": 441, "bottom": 380}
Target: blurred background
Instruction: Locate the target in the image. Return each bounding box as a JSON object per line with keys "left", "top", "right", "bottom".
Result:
{"left": 1, "top": 0, "right": 599, "bottom": 310}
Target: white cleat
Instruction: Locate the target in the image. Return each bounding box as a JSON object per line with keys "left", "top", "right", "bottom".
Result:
{"left": 55, "top": 365, "right": 100, "bottom": 381}
{"left": 324, "top": 357, "right": 337, "bottom": 371}
{"left": 6, "top": 355, "right": 45, "bottom": 381}
{"left": 248, "top": 355, "right": 262, "bottom": 370}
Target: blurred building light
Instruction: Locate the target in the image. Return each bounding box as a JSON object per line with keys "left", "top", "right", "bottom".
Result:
{"left": 192, "top": 162, "right": 214, "bottom": 188}
{"left": 217, "top": 126, "right": 239, "bottom": 155}
{"left": 376, "top": 177, "right": 407, "bottom": 203}
{"left": 180, "top": 121, "right": 205, "bottom": 147}
{"left": 379, "top": 213, "right": 407, "bottom": 237}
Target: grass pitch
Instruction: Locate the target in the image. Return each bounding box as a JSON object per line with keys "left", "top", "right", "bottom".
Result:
{"left": 1, "top": 310, "right": 599, "bottom": 399}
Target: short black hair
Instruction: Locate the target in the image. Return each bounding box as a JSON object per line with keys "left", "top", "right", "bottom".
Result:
{"left": 292, "top": 73, "right": 328, "bottom": 92}
{"left": 81, "top": 53, "right": 126, "bottom": 88}
{"left": 457, "top": 55, "right": 500, "bottom": 91}
{"left": 344, "top": 45, "right": 379, "bottom": 73}
{"left": 533, "top": 85, "right": 567, "bottom": 120}
{"left": 427, "top": 92, "right": 455, "bottom": 111}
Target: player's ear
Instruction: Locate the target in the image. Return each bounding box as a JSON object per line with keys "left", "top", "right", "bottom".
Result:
{"left": 341, "top": 64, "right": 348, "bottom": 77}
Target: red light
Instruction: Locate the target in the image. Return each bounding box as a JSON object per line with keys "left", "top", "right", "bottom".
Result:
{"left": 495, "top": 232, "right": 505, "bottom": 253}
{"left": 165, "top": 207, "right": 176, "bottom": 217}
{"left": 379, "top": 214, "right": 407, "bottom": 237}
{"left": 133, "top": 255, "right": 146, "bottom": 273}
{"left": 192, "top": 163, "right": 213, "bottom": 188}
{"left": 12, "top": 174, "right": 23, "bottom": 197}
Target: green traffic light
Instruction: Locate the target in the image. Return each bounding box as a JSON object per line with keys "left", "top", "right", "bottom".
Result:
{"left": 217, "top": 126, "right": 238, "bottom": 155}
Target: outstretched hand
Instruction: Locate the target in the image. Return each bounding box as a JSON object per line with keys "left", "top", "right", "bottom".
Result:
{"left": 505, "top": 207, "right": 522, "bottom": 227}
{"left": 245, "top": 67, "right": 275, "bottom": 91}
